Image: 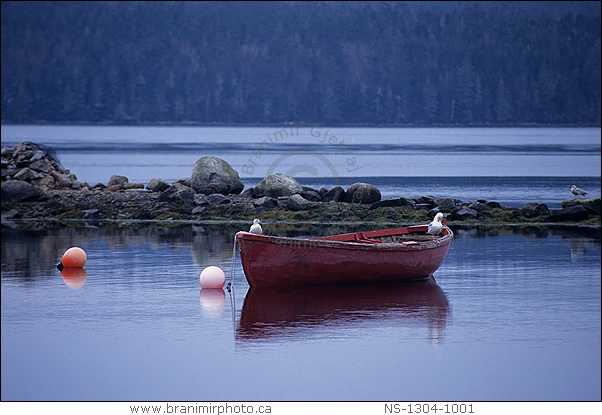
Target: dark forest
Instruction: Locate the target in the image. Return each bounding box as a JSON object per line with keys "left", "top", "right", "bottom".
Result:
{"left": 1, "top": 1, "right": 600, "bottom": 126}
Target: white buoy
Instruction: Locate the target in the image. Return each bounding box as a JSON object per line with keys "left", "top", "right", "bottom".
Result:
{"left": 199, "top": 266, "right": 226, "bottom": 289}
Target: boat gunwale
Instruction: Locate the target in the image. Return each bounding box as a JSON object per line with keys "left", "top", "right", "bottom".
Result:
{"left": 236, "top": 225, "right": 454, "bottom": 252}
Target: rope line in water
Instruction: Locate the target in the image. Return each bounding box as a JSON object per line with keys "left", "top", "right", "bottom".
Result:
{"left": 227, "top": 232, "right": 240, "bottom": 292}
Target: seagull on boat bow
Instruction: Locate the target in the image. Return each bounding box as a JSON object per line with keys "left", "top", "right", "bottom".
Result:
{"left": 570, "top": 185, "right": 587, "bottom": 197}
{"left": 427, "top": 212, "right": 444, "bottom": 237}
{"left": 249, "top": 218, "right": 263, "bottom": 234}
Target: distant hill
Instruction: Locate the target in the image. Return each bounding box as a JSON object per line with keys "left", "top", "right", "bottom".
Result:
{"left": 1, "top": 1, "right": 600, "bottom": 126}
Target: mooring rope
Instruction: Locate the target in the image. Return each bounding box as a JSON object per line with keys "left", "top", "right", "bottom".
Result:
{"left": 227, "top": 231, "right": 240, "bottom": 292}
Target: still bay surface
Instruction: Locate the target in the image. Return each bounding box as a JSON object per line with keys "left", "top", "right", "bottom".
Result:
{"left": 1, "top": 224, "right": 600, "bottom": 401}
{"left": 1, "top": 125, "right": 600, "bottom": 207}
{"left": 1, "top": 126, "right": 601, "bottom": 401}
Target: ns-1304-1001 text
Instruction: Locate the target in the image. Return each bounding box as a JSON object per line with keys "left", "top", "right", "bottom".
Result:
{"left": 385, "top": 403, "right": 475, "bottom": 414}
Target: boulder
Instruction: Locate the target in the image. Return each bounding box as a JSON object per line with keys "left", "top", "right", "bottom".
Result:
{"left": 13, "top": 167, "right": 44, "bottom": 182}
{"left": 451, "top": 207, "right": 479, "bottom": 221}
{"left": 207, "top": 193, "right": 231, "bottom": 205}
{"left": 549, "top": 205, "right": 590, "bottom": 222}
{"left": 301, "top": 186, "right": 322, "bottom": 202}
{"left": 108, "top": 175, "right": 129, "bottom": 187}
{"left": 286, "top": 194, "right": 312, "bottom": 210}
{"left": 467, "top": 201, "right": 489, "bottom": 212}
{"left": 344, "top": 182, "right": 381, "bottom": 204}
{"left": 190, "top": 156, "right": 244, "bottom": 195}
{"left": 434, "top": 197, "right": 459, "bottom": 212}
{"left": 561, "top": 198, "right": 601, "bottom": 216}
{"left": 253, "top": 196, "right": 279, "bottom": 209}
{"left": 1, "top": 141, "right": 79, "bottom": 189}
{"left": 124, "top": 182, "right": 145, "bottom": 190}
{"left": 193, "top": 194, "right": 210, "bottom": 206}
{"left": 321, "top": 186, "right": 346, "bottom": 202}
{"left": 369, "top": 197, "right": 415, "bottom": 210}
{"left": 51, "top": 171, "right": 76, "bottom": 188}
{"left": 485, "top": 201, "right": 502, "bottom": 209}
{"left": 254, "top": 173, "right": 303, "bottom": 197}
{"left": 1, "top": 180, "right": 47, "bottom": 202}
{"left": 240, "top": 188, "right": 255, "bottom": 199}
{"left": 147, "top": 178, "right": 170, "bottom": 192}
{"left": 415, "top": 195, "right": 436, "bottom": 207}
{"left": 158, "top": 183, "right": 195, "bottom": 205}
{"left": 521, "top": 202, "right": 549, "bottom": 218}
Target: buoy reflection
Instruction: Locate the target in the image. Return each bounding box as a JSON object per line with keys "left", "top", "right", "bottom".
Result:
{"left": 199, "top": 289, "right": 225, "bottom": 318}
{"left": 61, "top": 267, "right": 87, "bottom": 289}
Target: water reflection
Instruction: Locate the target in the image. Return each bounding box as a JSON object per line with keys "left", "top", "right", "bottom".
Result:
{"left": 61, "top": 267, "right": 87, "bottom": 288}
{"left": 2, "top": 223, "right": 599, "bottom": 282}
{"left": 237, "top": 277, "right": 449, "bottom": 344}
{"left": 199, "top": 289, "right": 226, "bottom": 318}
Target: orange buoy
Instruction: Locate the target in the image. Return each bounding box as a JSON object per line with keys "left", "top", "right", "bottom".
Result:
{"left": 60, "top": 247, "right": 87, "bottom": 268}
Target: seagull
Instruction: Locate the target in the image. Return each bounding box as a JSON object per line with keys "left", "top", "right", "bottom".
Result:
{"left": 249, "top": 218, "right": 263, "bottom": 234}
{"left": 427, "top": 212, "right": 444, "bottom": 237}
{"left": 570, "top": 185, "right": 587, "bottom": 197}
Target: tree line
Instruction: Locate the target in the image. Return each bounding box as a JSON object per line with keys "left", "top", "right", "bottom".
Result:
{"left": 1, "top": 1, "right": 600, "bottom": 126}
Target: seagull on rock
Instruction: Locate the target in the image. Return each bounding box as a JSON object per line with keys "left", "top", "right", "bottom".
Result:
{"left": 249, "top": 219, "right": 263, "bottom": 234}
{"left": 427, "top": 212, "right": 444, "bottom": 237}
{"left": 570, "top": 185, "right": 587, "bottom": 197}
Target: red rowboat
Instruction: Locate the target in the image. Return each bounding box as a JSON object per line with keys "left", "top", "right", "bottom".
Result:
{"left": 236, "top": 222, "right": 453, "bottom": 287}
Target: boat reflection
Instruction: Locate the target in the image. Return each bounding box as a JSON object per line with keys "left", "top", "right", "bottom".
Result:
{"left": 237, "top": 276, "right": 449, "bottom": 344}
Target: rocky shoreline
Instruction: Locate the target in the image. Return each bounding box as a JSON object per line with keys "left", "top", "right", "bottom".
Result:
{"left": 2, "top": 141, "right": 601, "bottom": 229}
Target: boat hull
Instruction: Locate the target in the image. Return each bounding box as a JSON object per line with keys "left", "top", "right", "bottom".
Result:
{"left": 236, "top": 225, "right": 453, "bottom": 287}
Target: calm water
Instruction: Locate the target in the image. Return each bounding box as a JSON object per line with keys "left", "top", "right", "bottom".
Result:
{"left": 2, "top": 126, "right": 601, "bottom": 401}
{"left": 1, "top": 224, "right": 600, "bottom": 401}
{"left": 1, "top": 125, "right": 600, "bottom": 207}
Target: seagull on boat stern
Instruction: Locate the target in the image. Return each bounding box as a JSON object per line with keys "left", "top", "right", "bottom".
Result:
{"left": 427, "top": 212, "right": 444, "bottom": 237}
{"left": 570, "top": 185, "right": 587, "bottom": 197}
{"left": 249, "top": 218, "right": 263, "bottom": 234}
